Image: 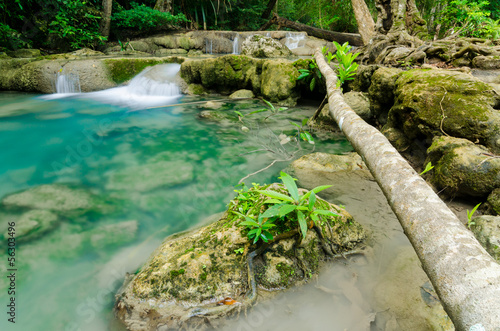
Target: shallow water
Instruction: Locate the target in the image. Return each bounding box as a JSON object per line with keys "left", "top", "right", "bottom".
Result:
{"left": 0, "top": 85, "right": 354, "bottom": 331}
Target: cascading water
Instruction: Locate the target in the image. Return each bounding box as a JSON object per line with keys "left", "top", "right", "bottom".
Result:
{"left": 55, "top": 71, "right": 81, "bottom": 94}
{"left": 232, "top": 34, "right": 240, "bottom": 54}
{"left": 205, "top": 39, "right": 213, "bottom": 54}
{"left": 284, "top": 32, "right": 306, "bottom": 49}
{"left": 43, "top": 63, "right": 183, "bottom": 110}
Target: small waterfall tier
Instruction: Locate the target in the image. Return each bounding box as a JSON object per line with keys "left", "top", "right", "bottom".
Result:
{"left": 232, "top": 34, "right": 240, "bottom": 54}
{"left": 284, "top": 32, "right": 307, "bottom": 49}
{"left": 55, "top": 71, "right": 81, "bottom": 94}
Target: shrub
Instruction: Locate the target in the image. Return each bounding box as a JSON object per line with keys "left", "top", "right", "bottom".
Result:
{"left": 0, "top": 23, "right": 31, "bottom": 51}
{"left": 111, "top": 2, "right": 188, "bottom": 33}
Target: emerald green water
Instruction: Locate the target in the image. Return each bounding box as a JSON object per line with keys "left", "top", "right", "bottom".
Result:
{"left": 0, "top": 90, "right": 353, "bottom": 330}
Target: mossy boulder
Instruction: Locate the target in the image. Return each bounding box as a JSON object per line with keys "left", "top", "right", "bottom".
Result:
{"left": 426, "top": 136, "right": 500, "bottom": 197}
{"left": 104, "top": 57, "right": 183, "bottom": 84}
{"left": 388, "top": 69, "right": 500, "bottom": 153}
{"left": 181, "top": 55, "right": 300, "bottom": 105}
{"left": 470, "top": 216, "right": 500, "bottom": 262}
{"left": 472, "top": 56, "right": 500, "bottom": 70}
{"left": 241, "top": 35, "right": 292, "bottom": 58}
{"left": 368, "top": 67, "right": 402, "bottom": 125}
{"left": 1, "top": 184, "right": 115, "bottom": 218}
{"left": 343, "top": 91, "right": 372, "bottom": 122}
{"left": 348, "top": 64, "right": 379, "bottom": 92}
{"left": 260, "top": 59, "right": 299, "bottom": 106}
{"left": 115, "top": 183, "right": 365, "bottom": 330}
{"left": 488, "top": 189, "right": 500, "bottom": 215}
{"left": 6, "top": 48, "right": 41, "bottom": 58}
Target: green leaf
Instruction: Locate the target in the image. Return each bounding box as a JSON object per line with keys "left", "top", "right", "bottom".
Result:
{"left": 289, "top": 121, "right": 302, "bottom": 129}
{"left": 303, "top": 131, "right": 314, "bottom": 144}
{"left": 279, "top": 204, "right": 297, "bottom": 217}
{"left": 279, "top": 171, "right": 299, "bottom": 202}
{"left": 308, "top": 191, "right": 316, "bottom": 211}
{"left": 302, "top": 118, "right": 309, "bottom": 127}
{"left": 297, "top": 72, "right": 310, "bottom": 80}
{"left": 420, "top": 162, "right": 435, "bottom": 175}
{"left": 310, "top": 77, "right": 316, "bottom": 91}
{"left": 263, "top": 99, "right": 275, "bottom": 110}
{"left": 234, "top": 110, "right": 243, "bottom": 117}
{"left": 261, "top": 204, "right": 282, "bottom": 218}
{"left": 314, "top": 210, "right": 339, "bottom": 217}
{"left": 256, "top": 190, "right": 295, "bottom": 203}
{"left": 297, "top": 211, "right": 308, "bottom": 239}
{"left": 247, "top": 108, "right": 268, "bottom": 115}
{"left": 248, "top": 228, "right": 259, "bottom": 236}
{"left": 264, "top": 199, "right": 282, "bottom": 204}
{"left": 300, "top": 185, "right": 332, "bottom": 202}
{"left": 239, "top": 219, "right": 260, "bottom": 227}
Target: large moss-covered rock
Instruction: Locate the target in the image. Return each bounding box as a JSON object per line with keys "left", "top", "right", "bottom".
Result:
{"left": 1, "top": 184, "right": 115, "bottom": 218}
{"left": 260, "top": 59, "right": 299, "bottom": 106}
{"left": 368, "top": 67, "right": 402, "bottom": 124}
{"left": 181, "top": 55, "right": 300, "bottom": 105}
{"left": 388, "top": 69, "right": 500, "bottom": 153}
{"left": 470, "top": 216, "right": 500, "bottom": 262}
{"left": 426, "top": 136, "right": 500, "bottom": 197}
{"left": 241, "top": 35, "right": 292, "bottom": 58}
{"left": 488, "top": 188, "right": 500, "bottom": 215}
{"left": 115, "top": 183, "right": 365, "bottom": 330}
{"left": 7, "top": 48, "right": 41, "bottom": 58}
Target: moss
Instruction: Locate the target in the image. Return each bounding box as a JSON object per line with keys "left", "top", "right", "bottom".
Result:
{"left": 170, "top": 269, "right": 186, "bottom": 277}
{"left": 104, "top": 57, "right": 184, "bottom": 84}
{"left": 199, "top": 272, "right": 207, "bottom": 281}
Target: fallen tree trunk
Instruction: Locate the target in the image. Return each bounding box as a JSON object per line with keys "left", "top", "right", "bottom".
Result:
{"left": 260, "top": 13, "right": 363, "bottom": 46}
{"left": 314, "top": 48, "right": 500, "bottom": 331}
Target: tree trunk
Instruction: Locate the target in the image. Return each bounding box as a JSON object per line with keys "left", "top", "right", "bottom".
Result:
{"left": 99, "top": 0, "right": 113, "bottom": 37}
{"left": 260, "top": 13, "right": 363, "bottom": 46}
{"left": 314, "top": 48, "right": 500, "bottom": 331}
{"left": 155, "top": 0, "right": 172, "bottom": 13}
{"left": 262, "top": 0, "right": 278, "bottom": 19}
{"left": 350, "top": 0, "right": 375, "bottom": 45}
{"left": 375, "top": 0, "right": 427, "bottom": 38}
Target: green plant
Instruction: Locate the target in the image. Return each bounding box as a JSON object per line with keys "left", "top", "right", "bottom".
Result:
{"left": 290, "top": 118, "right": 314, "bottom": 145}
{"left": 297, "top": 59, "right": 322, "bottom": 91}
{"left": 235, "top": 172, "right": 338, "bottom": 244}
{"left": 420, "top": 162, "right": 435, "bottom": 175}
{"left": 112, "top": 2, "right": 188, "bottom": 33}
{"left": 331, "top": 41, "right": 360, "bottom": 87}
{"left": 234, "top": 99, "right": 288, "bottom": 122}
{"left": 118, "top": 40, "right": 130, "bottom": 52}
{"left": 437, "top": 0, "right": 495, "bottom": 38}
{"left": 467, "top": 203, "right": 481, "bottom": 228}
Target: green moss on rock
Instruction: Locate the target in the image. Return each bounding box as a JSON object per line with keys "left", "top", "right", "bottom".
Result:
{"left": 104, "top": 57, "right": 184, "bottom": 84}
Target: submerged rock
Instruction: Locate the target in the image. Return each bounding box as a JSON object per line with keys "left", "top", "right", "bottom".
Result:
{"left": 1, "top": 184, "right": 114, "bottom": 218}
{"left": 106, "top": 160, "right": 194, "bottom": 192}
{"left": 426, "top": 136, "right": 500, "bottom": 197}
{"left": 229, "top": 89, "right": 254, "bottom": 99}
{"left": 0, "top": 209, "right": 59, "bottom": 242}
{"left": 115, "top": 183, "right": 365, "bottom": 330}
{"left": 241, "top": 35, "right": 292, "bottom": 58}
{"left": 89, "top": 220, "right": 138, "bottom": 250}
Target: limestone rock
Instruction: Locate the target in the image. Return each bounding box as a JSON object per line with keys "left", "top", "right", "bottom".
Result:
{"left": 241, "top": 35, "right": 292, "bottom": 58}
{"left": 71, "top": 48, "right": 104, "bottom": 57}
{"left": 368, "top": 67, "right": 402, "bottom": 125}
{"left": 260, "top": 59, "right": 299, "bottom": 106}
{"left": 472, "top": 56, "right": 500, "bottom": 70}
{"left": 7, "top": 48, "right": 41, "bottom": 58}
{"left": 154, "top": 48, "right": 187, "bottom": 56}
{"left": 198, "top": 101, "right": 225, "bottom": 110}
{"left": 0, "top": 209, "right": 59, "bottom": 242}
{"left": 487, "top": 189, "right": 500, "bottom": 215}
{"left": 389, "top": 69, "right": 500, "bottom": 153}
{"left": 1, "top": 184, "right": 114, "bottom": 218}
{"left": 470, "top": 216, "right": 500, "bottom": 262}
{"left": 229, "top": 89, "right": 254, "bottom": 99}
{"left": 343, "top": 91, "right": 372, "bottom": 121}
{"left": 106, "top": 160, "right": 194, "bottom": 192}
{"left": 426, "top": 136, "right": 500, "bottom": 197}
{"left": 115, "top": 183, "right": 365, "bottom": 330}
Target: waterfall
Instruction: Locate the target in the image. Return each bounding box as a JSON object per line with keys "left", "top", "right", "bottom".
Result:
{"left": 43, "top": 64, "right": 183, "bottom": 110}
{"left": 55, "top": 71, "right": 81, "bottom": 94}
{"left": 232, "top": 34, "right": 240, "bottom": 54}
{"left": 284, "top": 32, "right": 306, "bottom": 50}
{"left": 205, "top": 39, "right": 213, "bottom": 54}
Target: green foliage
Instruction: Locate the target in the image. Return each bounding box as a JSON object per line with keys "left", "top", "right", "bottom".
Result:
{"left": 297, "top": 59, "right": 322, "bottom": 92}
{"left": 467, "top": 203, "right": 481, "bottom": 228}
{"left": 290, "top": 118, "right": 314, "bottom": 145}
{"left": 0, "top": 22, "right": 31, "bottom": 51}
{"left": 234, "top": 172, "right": 338, "bottom": 244}
{"left": 331, "top": 41, "right": 359, "bottom": 87}
{"left": 437, "top": 0, "right": 499, "bottom": 38}
{"left": 118, "top": 40, "right": 130, "bottom": 51}
{"left": 420, "top": 162, "right": 434, "bottom": 175}
{"left": 47, "top": 0, "right": 106, "bottom": 50}
{"left": 112, "top": 2, "right": 188, "bottom": 33}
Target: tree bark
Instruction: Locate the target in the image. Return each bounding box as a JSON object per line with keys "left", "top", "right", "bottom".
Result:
{"left": 155, "top": 0, "right": 172, "bottom": 13}
{"left": 262, "top": 0, "right": 278, "bottom": 19}
{"left": 260, "top": 13, "right": 363, "bottom": 46}
{"left": 375, "top": 0, "right": 427, "bottom": 37}
{"left": 314, "top": 48, "right": 500, "bottom": 331}
{"left": 350, "top": 0, "right": 375, "bottom": 45}
{"left": 99, "top": 0, "right": 113, "bottom": 37}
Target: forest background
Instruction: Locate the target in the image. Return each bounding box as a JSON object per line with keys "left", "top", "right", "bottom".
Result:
{"left": 1, "top": 0, "right": 500, "bottom": 53}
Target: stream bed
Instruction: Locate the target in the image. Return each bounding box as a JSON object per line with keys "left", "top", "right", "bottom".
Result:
{"left": 0, "top": 64, "right": 451, "bottom": 330}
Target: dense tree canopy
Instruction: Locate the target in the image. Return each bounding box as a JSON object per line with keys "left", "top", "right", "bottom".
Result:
{"left": 0, "top": 0, "right": 499, "bottom": 52}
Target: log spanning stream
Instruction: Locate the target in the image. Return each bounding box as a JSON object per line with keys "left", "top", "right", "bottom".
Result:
{"left": 0, "top": 64, "right": 446, "bottom": 330}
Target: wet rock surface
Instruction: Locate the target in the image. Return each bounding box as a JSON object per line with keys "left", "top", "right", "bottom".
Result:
{"left": 241, "top": 35, "right": 292, "bottom": 58}
{"left": 114, "top": 183, "right": 366, "bottom": 330}
{"left": 470, "top": 216, "right": 500, "bottom": 262}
